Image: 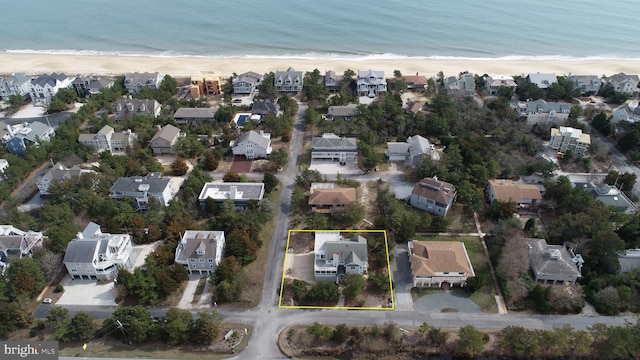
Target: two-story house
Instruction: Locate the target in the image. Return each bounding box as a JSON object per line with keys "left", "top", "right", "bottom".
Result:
{"left": 602, "top": 72, "right": 640, "bottom": 95}
{"left": 173, "top": 108, "right": 216, "bottom": 125}
{"left": 311, "top": 133, "right": 357, "bottom": 163}
{"left": 109, "top": 172, "right": 174, "bottom": 211}
{"left": 174, "top": 230, "right": 225, "bottom": 275}
{"left": 29, "top": 73, "right": 74, "bottom": 106}
{"left": 484, "top": 75, "right": 517, "bottom": 96}
{"left": 567, "top": 74, "right": 601, "bottom": 95}
{"left": 124, "top": 72, "right": 163, "bottom": 93}
{"left": 486, "top": 179, "right": 543, "bottom": 208}
{"left": 308, "top": 183, "right": 356, "bottom": 214}
{"left": 314, "top": 231, "right": 368, "bottom": 283}
{"left": 408, "top": 240, "right": 475, "bottom": 288}
{"left": 526, "top": 238, "right": 582, "bottom": 285}
{"left": 231, "top": 130, "right": 272, "bottom": 159}
{"left": 402, "top": 74, "right": 428, "bottom": 91}
{"left": 385, "top": 135, "right": 435, "bottom": 168}
{"left": 72, "top": 76, "right": 114, "bottom": 98}
{"left": 357, "top": 70, "right": 386, "bottom": 98}
{"left": 37, "top": 162, "right": 95, "bottom": 195}
{"left": 612, "top": 101, "right": 640, "bottom": 124}
{"left": 233, "top": 71, "right": 263, "bottom": 94}
{"left": 444, "top": 73, "right": 475, "bottom": 96}
{"left": 324, "top": 70, "right": 343, "bottom": 92}
{"left": 0, "top": 225, "right": 44, "bottom": 275}
{"left": 324, "top": 104, "right": 357, "bottom": 121}
{"left": 409, "top": 177, "right": 456, "bottom": 217}
{"left": 198, "top": 182, "right": 265, "bottom": 210}
{"left": 275, "top": 67, "right": 303, "bottom": 93}
{"left": 0, "top": 73, "right": 32, "bottom": 101}
{"left": 526, "top": 72, "right": 557, "bottom": 89}
{"left": 251, "top": 99, "right": 281, "bottom": 122}
{"left": 114, "top": 99, "right": 161, "bottom": 121}
{"left": 515, "top": 99, "right": 570, "bottom": 125}
{"left": 79, "top": 125, "right": 136, "bottom": 153}
{"left": 149, "top": 124, "right": 182, "bottom": 155}
{"left": 5, "top": 121, "right": 55, "bottom": 157}
{"left": 549, "top": 126, "right": 591, "bottom": 156}
{"left": 63, "top": 222, "right": 133, "bottom": 281}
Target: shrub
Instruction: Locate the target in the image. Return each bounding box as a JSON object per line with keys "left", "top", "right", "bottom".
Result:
{"left": 54, "top": 285, "right": 64, "bottom": 293}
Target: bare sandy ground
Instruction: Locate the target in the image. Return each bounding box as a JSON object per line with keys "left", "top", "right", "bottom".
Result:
{"left": 1, "top": 53, "right": 639, "bottom": 78}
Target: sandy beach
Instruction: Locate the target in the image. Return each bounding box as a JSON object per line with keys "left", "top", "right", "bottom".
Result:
{"left": 0, "top": 53, "right": 639, "bottom": 78}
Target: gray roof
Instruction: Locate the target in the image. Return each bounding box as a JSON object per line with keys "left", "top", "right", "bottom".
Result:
{"left": 63, "top": 238, "right": 99, "bottom": 263}
{"left": 176, "top": 230, "right": 224, "bottom": 262}
{"left": 324, "top": 235, "right": 368, "bottom": 267}
{"left": 235, "top": 130, "right": 271, "bottom": 149}
{"left": 275, "top": 67, "right": 303, "bottom": 86}
{"left": 151, "top": 124, "right": 181, "bottom": 143}
{"left": 252, "top": 99, "right": 279, "bottom": 116}
{"left": 527, "top": 238, "right": 581, "bottom": 279}
{"left": 174, "top": 107, "right": 216, "bottom": 119}
{"left": 387, "top": 142, "right": 410, "bottom": 154}
{"left": 110, "top": 172, "right": 170, "bottom": 194}
{"left": 618, "top": 249, "right": 640, "bottom": 274}
{"left": 235, "top": 71, "right": 263, "bottom": 85}
{"left": 312, "top": 133, "right": 357, "bottom": 149}
{"left": 328, "top": 104, "right": 357, "bottom": 117}
{"left": 605, "top": 72, "right": 640, "bottom": 83}
{"left": 2, "top": 73, "right": 31, "bottom": 86}
{"left": 42, "top": 162, "right": 84, "bottom": 182}
{"left": 124, "top": 72, "right": 162, "bottom": 85}
{"left": 573, "top": 182, "right": 637, "bottom": 213}
{"left": 31, "top": 73, "right": 70, "bottom": 88}
{"left": 408, "top": 135, "right": 431, "bottom": 158}
{"left": 526, "top": 73, "right": 557, "bottom": 88}
{"left": 524, "top": 99, "right": 570, "bottom": 114}
{"left": 12, "top": 121, "right": 53, "bottom": 143}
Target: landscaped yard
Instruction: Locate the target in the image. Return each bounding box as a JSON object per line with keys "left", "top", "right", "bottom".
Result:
{"left": 413, "top": 235, "right": 499, "bottom": 313}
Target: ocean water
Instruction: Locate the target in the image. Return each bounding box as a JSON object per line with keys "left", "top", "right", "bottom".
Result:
{"left": 1, "top": 0, "right": 639, "bottom": 60}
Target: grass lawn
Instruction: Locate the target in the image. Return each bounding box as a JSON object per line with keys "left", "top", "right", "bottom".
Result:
{"left": 412, "top": 235, "right": 499, "bottom": 313}
{"left": 445, "top": 204, "right": 477, "bottom": 233}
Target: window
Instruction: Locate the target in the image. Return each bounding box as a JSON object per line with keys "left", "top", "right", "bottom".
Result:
{"left": 70, "top": 269, "right": 78, "bottom": 273}
{"left": 199, "top": 259, "right": 204, "bottom": 263}
{"left": 190, "top": 258, "right": 196, "bottom": 262}
{"left": 207, "top": 259, "right": 214, "bottom": 263}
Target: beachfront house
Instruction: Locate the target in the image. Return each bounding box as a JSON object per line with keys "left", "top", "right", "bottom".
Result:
{"left": 526, "top": 73, "right": 557, "bottom": 89}
{"left": 567, "top": 75, "right": 601, "bottom": 95}
{"left": 5, "top": 122, "right": 55, "bottom": 157}
{"left": 230, "top": 130, "right": 272, "bottom": 159}
{"left": 275, "top": 67, "right": 303, "bottom": 93}
{"left": 79, "top": 125, "right": 137, "bottom": 153}
{"left": 549, "top": 126, "right": 591, "bottom": 156}
{"left": 311, "top": 133, "right": 357, "bottom": 163}
{"left": 444, "top": 73, "right": 475, "bottom": 96}
{"left": 402, "top": 74, "right": 428, "bottom": 91}
{"left": 408, "top": 240, "right": 475, "bottom": 288}
{"left": 314, "top": 231, "right": 368, "bottom": 283}
{"left": 37, "top": 162, "right": 95, "bottom": 195}
{"left": 484, "top": 75, "right": 517, "bottom": 96}
{"left": 72, "top": 76, "right": 114, "bottom": 98}
{"left": 124, "top": 72, "right": 164, "bottom": 93}
{"left": 357, "top": 69, "right": 387, "bottom": 98}
{"left": 173, "top": 107, "right": 216, "bottom": 125}
{"left": 109, "top": 172, "right": 174, "bottom": 211}
{"left": 409, "top": 177, "right": 456, "bottom": 217}
{"left": 29, "top": 73, "right": 74, "bottom": 106}
{"left": 233, "top": 71, "right": 263, "bottom": 94}
{"left": 150, "top": 124, "right": 182, "bottom": 155}
{"left": 612, "top": 101, "right": 640, "bottom": 124}
{"left": 190, "top": 73, "right": 222, "bottom": 97}
{"left": 63, "top": 222, "right": 133, "bottom": 281}
{"left": 198, "top": 182, "right": 265, "bottom": 210}
{"left": 324, "top": 70, "right": 343, "bottom": 92}
{"left": 114, "top": 98, "right": 161, "bottom": 121}
{"left": 515, "top": 99, "right": 570, "bottom": 125}
{"left": 602, "top": 72, "right": 640, "bottom": 95}
{"left": 386, "top": 135, "right": 435, "bottom": 168}
{"left": 0, "top": 73, "right": 32, "bottom": 101}
{"left": 174, "top": 230, "right": 225, "bottom": 275}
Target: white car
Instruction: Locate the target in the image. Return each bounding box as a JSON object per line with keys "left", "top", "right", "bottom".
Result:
{"left": 42, "top": 298, "right": 52, "bottom": 304}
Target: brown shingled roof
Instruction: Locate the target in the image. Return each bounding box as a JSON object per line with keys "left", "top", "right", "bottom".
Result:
{"left": 409, "top": 241, "right": 474, "bottom": 277}
{"left": 411, "top": 178, "right": 456, "bottom": 204}
{"left": 308, "top": 187, "right": 356, "bottom": 206}
{"left": 488, "top": 179, "right": 542, "bottom": 203}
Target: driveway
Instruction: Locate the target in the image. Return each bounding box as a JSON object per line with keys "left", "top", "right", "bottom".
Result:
{"left": 56, "top": 276, "right": 116, "bottom": 306}
{"left": 414, "top": 292, "right": 482, "bottom": 313}
{"left": 285, "top": 252, "right": 315, "bottom": 285}
{"left": 309, "top": 159, "right": 363, "bottom": 178}
{"left": 391, "top": 244, "right": 414, "bottom": 311}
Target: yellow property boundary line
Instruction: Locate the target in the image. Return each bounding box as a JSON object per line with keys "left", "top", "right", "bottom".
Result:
{"left": 278, "top": 229, "right": 395, "bottom": 310}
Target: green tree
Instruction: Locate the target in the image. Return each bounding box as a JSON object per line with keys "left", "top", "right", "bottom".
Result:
{"left": 428, "top": 327, "right": 450, "bottom": 347}
{"left": 269, "top": 148, "right": 288, "bottom": 170}
{"left": 0, "top": 302, "right": 24, "bottom": 337}
{"left": 341, "top": 274, "right": 366, "bottom": 300}
{"left": 204, "top": 150, "right": 219, "bottom": 171}
{"left": 223, "top": 171, "right": 241, "bottom": 182}
{"left": 457, "top": 325, "right": 486, "bottom": 356}
{"left": 263, "top": 172, "right": 278, "bottom": 194}
{"left": 174, "top": 135, "right": 205, "bottom": 158}
{"left": 6, "top": 257, "right": 46, "bottom": 298}
{"left": 306, "top": 322, "right": 333, "bottom": 340}
{"left": 165, "top": 308, "right": 193, "bottom": 346}
{"left": 191, "top": 311, "right": 223, "bottom": 345}
{"left": 306, "top": 282, "right": 339, "bottom": 304}
{"left": 55, "top": 312, "right": 95, "bottom": 343}
{"left": 103, "top": 306, "right": 152, "bottom": 344}
{"left": 290, "top": 279, "right": 307, "bottom": 301}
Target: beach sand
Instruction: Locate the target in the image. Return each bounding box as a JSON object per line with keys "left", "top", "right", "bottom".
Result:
{"left": 0, "top": 53, "right": 639, "bottom": 78}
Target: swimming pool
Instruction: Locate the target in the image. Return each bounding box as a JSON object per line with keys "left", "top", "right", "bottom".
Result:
{"left": 237, "top": 114, "right": 248, "bottom": 127}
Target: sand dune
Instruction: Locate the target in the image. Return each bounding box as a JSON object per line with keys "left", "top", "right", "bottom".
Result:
{"left": 1, "top": 53, "right": 638, "bottom": 78}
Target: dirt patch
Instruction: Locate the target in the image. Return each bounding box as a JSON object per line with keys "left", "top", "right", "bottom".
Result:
{"left": 251, "top": 159, "right": 277, "bottom": 172}
{"left": 229, "top": 155, "right": 252, "bottom": 173}
{"left": 288, "top": 232, "right": 314, "bottom": 254}
{"left": 344, "top": 286, "right": 389, "bottom": 308}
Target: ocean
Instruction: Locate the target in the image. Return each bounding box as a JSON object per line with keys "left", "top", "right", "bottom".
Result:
{"left": 2, "top": 0, "right": 639, "bottom": 60}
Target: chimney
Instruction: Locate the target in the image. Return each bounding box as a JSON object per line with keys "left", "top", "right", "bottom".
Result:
{"left": 229, "top": 186, "right": 237, "bottom": 199}
{"left": 332, "top": 252, "right": 340, "bottom": 267}
{"left": 76, "top": 232, "right": 83, "bottom": 239}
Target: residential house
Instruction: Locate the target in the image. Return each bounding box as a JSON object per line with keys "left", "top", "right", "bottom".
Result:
{"left": 567, "top": 75, "right": 601, "bottom": 95}
{"left": 5, "top": 121, "right": 55, "bottom": 157}
{"left": 63, "top": 222, "right": 133, "bottom": 281}
{"left": 0, "top": 159, "right": 8, "bottom": 174}
{"left": 611, "top": 101, "right": 640, "bottom": 124}
{"left": 0, "top": 225, "right": 43, "bottom": 275}
{"left": 173, "top": 107, "right": 216, "bottom": 125}
{"left": 314, "top": 231, "right": 368, "bottom": 283}
{"left": 274, "top": 67, "right": 303, "bottom": 93}
{"left": 409, "top": 177, "right": 456, "bottom": 217}
{"left": 602, "top": 72, "right": 640, "bottom": 95}
{"left": 484, "top": 75, "right": 517, "bottom": 96}
{"left": 251, "top": 99, "right": 281, "bottom": 121}
{"left": 526, "top": 238, "right": 583, "bottom": 285}
{"left": 526, "top": 72, "right": 557, "bottom": 89}
{"left": 114, "top": 99, "right": 161, "bottom": 121}
{"left": 230, "top": 130, "right": 272, "bottom": 159}
{"left": 174, "top": 230, "right": 225, "bottom": 275}
{"left": 72, "top": 76, "right": 114, "bottom": 97}
{"left": 516, "top": 99, "right": 570, "bottom": 125}
{"left": 189, "top": 73, "right": 222, "bottom": 97}
{"left": 324, "top": 104, "right": 357, "bottom": 121}
{"left": 308, "top": 183, "right": 356, "bottom": 214}
{"left": 311, "top": 133, "right": 357, "bottom": 163}
{"left": 618, "top": 249, "right": 640, "bottom": 274}
{"left": 198, "top": 182, "right": 265, "bottom": 210}
{"left": 124, "top": 72, "right": 163, "bottom": 93}
{"left": 486, "top": 179, "right": 543, "bottom": 208}
{"left": 79, "top": 125, "right": 136, "bottom": 153}
{"left": 549, "top": 126, "right": 591, "bottom": 156}
{"left": 37, "top": 162, "right": 95, "bottom": 195}
{"left": 324, "top": 70, "right": 343, "bottom": 92}
{"left": 444, "top": 73, "right": 475, "bottom": 96}
{"left": 386, "top": 135, "right": 435, "bottom": 168}
{"left": 233, "top": 71, "right": 263, "bottom": 94}
{"left": 402, "top": 74, "right": 428, "bottom": 91}
{"left": 0, "top": 73, "right": 32, "bottom": 101}
{"left": 408, "top": 240, "right": 475, "bottom": 288}
{"left": 29, "top": 73, "right": 74, "bottom": 106}
{"left": 109, "top": 172, "right": 174, "bottom": 211}
{"left": 406, "top": 102, "right": 425, "bottom": 115}
{"left": 572, "top": 181, "right": 637, "bottom": 214}
{"left": 150, "top": 124, "right": 182, "bottom": 155}
{"left": 357, "top": 69, "right": 386, "bottom": 98}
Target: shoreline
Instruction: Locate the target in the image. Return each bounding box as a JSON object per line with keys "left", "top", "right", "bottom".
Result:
{"left": 1, "top": 53, "right": 639, "bottom": 78}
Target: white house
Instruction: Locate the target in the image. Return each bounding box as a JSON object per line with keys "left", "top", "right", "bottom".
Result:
{"left": 198, "top": 182, "right": 265, "bottom": 210}
{"left": 612, "top": 101, "right": 640, "bottom": 124}
{"left": 567, "top": 74, "right": 601, "bottom": 95}
{"left": 0, "top": 73, "right": 32, "bottom": 101}
{"left": 602, "top": 72, "right": 640, "bottom": 95}
{"left": 230, "top": 130, "right": 272, "bottom": 159}
{"left": 526, "top": 238, "right": 583, "bottom": 285}
{"left": 29, "top": 73, "right": 74, "bottom": 106}
{"left": 526, "top": 73, "right": 557, "bottom": 89}
{"left": 357, "top": 70, "right": 387, "bottom": 98}
{"left": 174, "top": 230, "right": 225, "bottom": 275}
{"left": 63, "top": 222, "right": 133, "bottom": 281}
{"left": 409, "top": 177, "right": 457, "bottom": 217}
{"left": 233, "top": 71, "right": 263, "bottom": 94}
{"left": 386, "top": 135, "right": 435, "bottom": 168}
{"left": 313, "top": 231, "right": 368, "bottom": 283}
{"left": 0, "top": 225, "right": 44, "bottom": 275}
{"left": 311, "top": 133, "right": 357, "bottom": 163}
{"left": 78, "top": 125, "right": 137, "bottom": 153}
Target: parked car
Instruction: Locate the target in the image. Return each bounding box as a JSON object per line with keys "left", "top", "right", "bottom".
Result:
{"left": 42, "top": 298, "right": 52, "bottom": 304}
